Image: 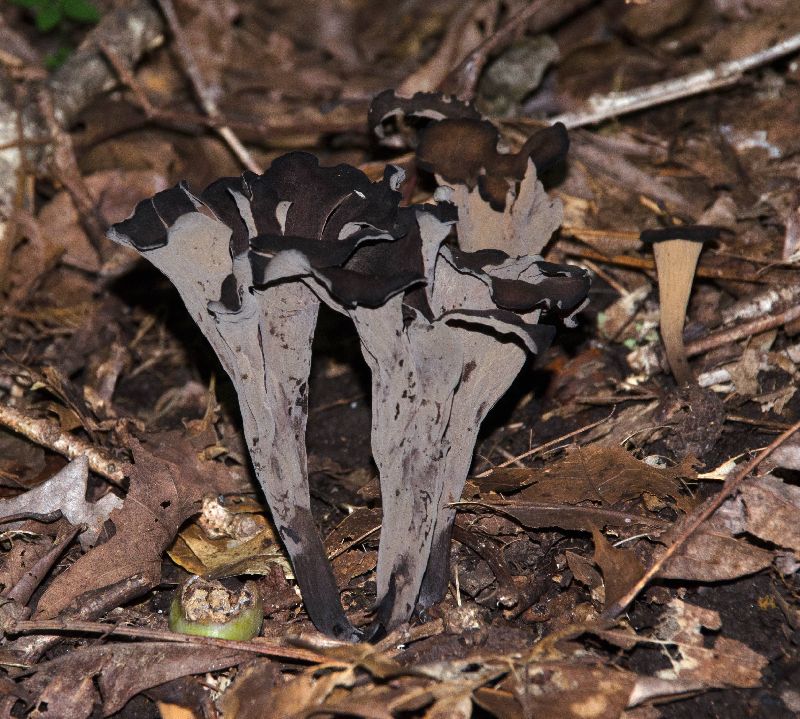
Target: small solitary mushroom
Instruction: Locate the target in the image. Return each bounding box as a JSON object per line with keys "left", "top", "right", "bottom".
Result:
{"left": 640, "top": 226, "right": 721, "bottom": 386}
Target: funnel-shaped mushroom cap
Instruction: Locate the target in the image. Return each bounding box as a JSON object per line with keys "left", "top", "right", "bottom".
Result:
{"left": 416, "top": 119, "right": 568, "bottom": 210}
{"left": 368, "top": 89, "right": 482, "bottom": 144}
{"left": 641, "top": 226, "right": 721, "bottom": 386}
{"left": 344, "top": 194, "right": 588, "bottom": 632}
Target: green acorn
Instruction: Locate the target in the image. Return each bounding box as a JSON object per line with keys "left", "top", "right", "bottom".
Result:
{"left": 169, "top": 576, "right": 263, "bottom": 640}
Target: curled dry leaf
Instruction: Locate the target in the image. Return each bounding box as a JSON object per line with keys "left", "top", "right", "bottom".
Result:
{"left": 0, "top": 456, "right": 121, "bottom": 550}
{"left": 33, "top": 433, "right": 234, "bottom": 619}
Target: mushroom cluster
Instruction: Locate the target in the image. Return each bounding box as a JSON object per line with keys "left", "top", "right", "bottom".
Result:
{"left": 108, "top": 94, "right": 589, "bottom": 640}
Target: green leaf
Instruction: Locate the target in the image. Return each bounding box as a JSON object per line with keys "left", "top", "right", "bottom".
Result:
{"left": 44, "top": 45, "right": 72, "bottom": 70}
{"left": 34, "top": 3, "right": 62, "bottom": 32}
{"left": 61, "top": 0, "right": 100, "bottom": 23}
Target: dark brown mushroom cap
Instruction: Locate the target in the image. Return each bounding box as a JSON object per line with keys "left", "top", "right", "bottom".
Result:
{"left": 110, "top": 182, "right": 199, "bottom": 251}
{"left": 245, "top": 153, "right": 403, "bottom": 242}
{"left": 416, "top": 119, "right": 569, "bottom": 210}
{"left": 251, "top": 214, "right": 423, "bottom": 308}
{"left": 250, "top": 197, "right": 457, "bottom": 309}
{"left": 404, "top": 242, "right": 588, "bottom": 360}
{"left": 640, "top": 225, "right": 722, "bottom": 245}
{"left": 445, "top": 246, "right": 590, "bottom": 317}
{"left": 368, "top": 89, "right": 481, "bottom": 142}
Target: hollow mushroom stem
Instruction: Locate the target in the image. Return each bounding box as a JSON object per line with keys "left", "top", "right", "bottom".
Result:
{"left": 641, "top": 226, "right": 721, "bottom": 386}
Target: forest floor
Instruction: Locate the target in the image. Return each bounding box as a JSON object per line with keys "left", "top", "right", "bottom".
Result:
{"left": 0, "top": 0, "right": 799, "bottom": 717}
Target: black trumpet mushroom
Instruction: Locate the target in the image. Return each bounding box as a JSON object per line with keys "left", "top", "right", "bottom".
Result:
{"left": 108, "top": 152, "right": 414, "bottom": 642}
{"left": 108, "top": 98, "right": 589, "bottom": 639}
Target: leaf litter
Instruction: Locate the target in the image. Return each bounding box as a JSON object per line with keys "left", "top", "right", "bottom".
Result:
{"left": 1, "top": 0, "right": 800, "bottom": 717}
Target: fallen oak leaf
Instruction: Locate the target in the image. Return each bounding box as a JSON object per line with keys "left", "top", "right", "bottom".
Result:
{"left": 507, "top": 445, "right": 698, "bottom": 512}
{"left": 455, "top": 500, "right": 669, "bottom": 534}
{"left": 19, "top": 641, "right": 246, "bottom": 717}
{"left": 0, "top": 456, "right": 121, "bottom": 550}
{"left": 658, "top": 528, "right": 773, "bottom": 582}
{"left": 33, "top": 433, "right": 235, "bottom": 619}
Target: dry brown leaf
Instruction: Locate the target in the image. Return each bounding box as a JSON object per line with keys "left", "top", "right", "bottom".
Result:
{"left": 660, "top": 529, "right": 773, "bottom": 582}
{"left": 36, "top": 170, "right": 168, "bottom": 273}
{"left": 509, "top": 663, "right": 636, "bottom": 719}
{"left": 22, "top": 642, "right": 245, "bottom": 717}
{"left": 739, "top": 475, "right": 800, "bottom": 555}
{"left": 220, "top": 661, "right": 280, "bottom": 719}
{"left": 565, "top": 550, "right": 602, "bottom": 590}
{"left": 0, "top": 428, "right": 46, "bottom": 489}
{"left": 591, "top": 528, "right": 644, "bottom": 609}
{"left": 652, "top": 599, "right": 767, "bottom": 690}
{"left": 168, "top": 522, "right": 292, "bottom": 579}
{"left": 34, "top": 433, "right": 235, "bottom": 618}
{"left": 325, "top": 506, "right": 382, "bottom": 554}
{"left": 504, "top": 445, "right": 697, "bottom": 511}
{"left": 473, "top": 687, "right": 524, "bottom": 719}
{"left": 332, "top": 550, "right": 377, "bottom": 584}
{"left": 423, "top": 693, "right": 473, "bottom": 718}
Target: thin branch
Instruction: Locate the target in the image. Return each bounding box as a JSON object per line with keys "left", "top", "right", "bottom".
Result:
{"left": 474, "top": 410, "right": 614, "bottom": 478}
{"left": 154, "top": 0, "right": 260, "bottom": 173}
{"left": 551, "top": 32, "right": 800, "bottom": 129}
{"left": 4, "top": 525, "right": 80, "bottom": 606}
{"left": 602, "top": 418, "right": 800, "bottom": 620}
{"left": 0, "top": 403, "right": 126, "bottom": 485}
{"left": 684, "top": 303, "right": 800, "bottom": 357}
{"left": 443, "top": 0, "right": 595, "bottom": 100}
{"left": 37, "top": 90, "right": 106, "bottom": 252}
{"left": 5, "top": 619, "right": 325, "bottom": 663}
{"left": 560, "top": 240, "right": 769, "bottom": 284}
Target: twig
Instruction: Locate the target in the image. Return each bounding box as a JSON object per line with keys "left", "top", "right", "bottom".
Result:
{"left": 3, "top": 525, "right": 80, "bottom": 606}
{"left": 5, "top": 619, "right": 324, "bottom": 663}
{"left": 560, "top": 239, "right": 768, "bottom": 283}
{"left": 154, "top": 0, "right": 260, "bottom": 173}
{"left": 443, "top": 0, "right": 595, "bottom": 99}
{"left": 0, "top": 403, "right": 126, "bottom": 485}
{"left": 602, "top": 418, "right": 800, "bottom": 620}
{"left": 36, "top": 90, "right": 106, "bottom": 252}
{"left": 685, "top": 303, "right": 800, "bottom": 358}
{"left": 552, "top": 32, "right": 800, "bottom": 128}
{"left": 725, "top": 415, "right": 794, "bottom": 432}
{"left": 474, "top": 410, "right": 614, "bottom": 478}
